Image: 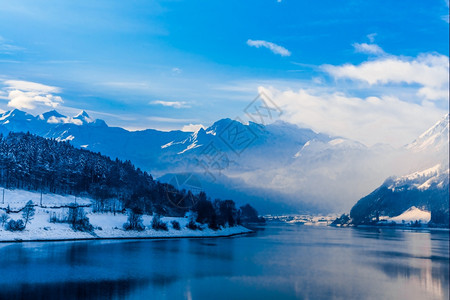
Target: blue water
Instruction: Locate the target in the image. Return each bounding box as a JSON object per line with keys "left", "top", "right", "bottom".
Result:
{"left": 0, "top": 224, "right": 448, "bottom": 300}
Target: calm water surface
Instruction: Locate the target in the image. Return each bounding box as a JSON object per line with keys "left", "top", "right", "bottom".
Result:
{"left": 0, "top": 224, "right": 448, "bottom": 300}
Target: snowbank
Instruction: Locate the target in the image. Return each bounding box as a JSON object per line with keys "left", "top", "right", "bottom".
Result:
{"left": 0, "top": 189, "right": 252, "bottom": 242}
{"left": 0, "top": 209, "right": 252, "bottom": 242}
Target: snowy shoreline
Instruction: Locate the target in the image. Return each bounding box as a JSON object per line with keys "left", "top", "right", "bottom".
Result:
{"left": 0, "top": 189, "right": 254, "bottom": 243}
{"left": 0, "top": 211, "right": 254, "bottom": 243}
{"left": 0, "top": 225, "right": 253, "bottom": 243}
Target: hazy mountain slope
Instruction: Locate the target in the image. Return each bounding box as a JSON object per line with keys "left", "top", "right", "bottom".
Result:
{"left": 350, "top": 165, "right": 449, "bottom": 226}
{"left": 1, "top": 109, "right": 447, "bottom": 214}
{"left": 350, "top": 114, "right": 449, "bottom": 226}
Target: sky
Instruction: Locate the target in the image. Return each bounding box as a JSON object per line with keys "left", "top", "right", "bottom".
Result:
{"left": 0, "top": 0, "right": 448, "bottom": 146}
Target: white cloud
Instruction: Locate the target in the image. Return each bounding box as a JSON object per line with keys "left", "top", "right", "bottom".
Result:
{"left": 367, "top": 33, "right": 377, "bottom": 43}
{"left": 150, "top": 100, "right": 190, "bottom": 108}
{"left": 246, "top": 39, "right": 291, "bottom": 57}
{"left": 2, "top": 80, "right": 63, "bottom": 110}
{"left": 45, "top": 116, "right": 83, "bottom": 125}
{"left": 352, "top": 43, "right": 385, "bottom": 55}
{"left": 181, "top": 123, "right": 205, "bottom": 132}
{"left": 260, "top": 86, "right": 446, "bottom": 147}
{"left": 323, "top": 53, "right": 449, "bottom": 101}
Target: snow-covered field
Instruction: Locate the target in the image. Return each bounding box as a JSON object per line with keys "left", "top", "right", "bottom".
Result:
{"left": 0, "top": 188, "right": 252, "bottom": 242}
{"left": 0, "top": 188, "right": 91, "bottom": 210}
{"left": 386, "top": 206, "right": 431, "bottom": 224}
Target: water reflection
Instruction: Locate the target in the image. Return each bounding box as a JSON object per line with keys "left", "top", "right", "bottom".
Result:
{"left": 0, "top": 225, "right": 448, "bottom": 300}
{"left": 0, "top": 279, "right": 149, "bottom": 300}
{"left": 353, "top": 228, "right": 449, "bottom": 300}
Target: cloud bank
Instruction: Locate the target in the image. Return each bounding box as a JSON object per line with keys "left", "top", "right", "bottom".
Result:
{"left": 323, "top": 53, "right": 449, "bottom": 101}
{"left": 260, "top": 50, "right": 448, "bottom": 147}
{"left": 2, "top": 80, "right": 63, "bottom": 110}
{"left": 263, "top": 86, "right": 445, "bottom": 147}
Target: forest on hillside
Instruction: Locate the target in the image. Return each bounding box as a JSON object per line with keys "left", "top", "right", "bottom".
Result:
{"left": 0, "top": 132, "right": 263, "bottom": 227}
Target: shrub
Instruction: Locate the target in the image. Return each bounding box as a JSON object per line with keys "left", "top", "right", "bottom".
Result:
{"left": 123, "top": 207, "right": 145, "bottom": 231}
{"left": 72, "top": 217, "right": 94, "bottom": 232}
{"left": 68, "top": 204, "right": 93, "bottom": 232}
{"left": 186, "top": 220, "right": 201, "bottom": 230}
{"left": 171, "top": 220, "right": 181, "bottom": 230}
{"left": 151, "top": 214, "right": 168, "bottom": 231}
{"left": 6, "top": 219, "right": 25, "bottom": 231}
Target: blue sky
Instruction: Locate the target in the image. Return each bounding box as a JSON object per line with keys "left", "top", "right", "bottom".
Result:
{"left": 0, "top": 0, "right": 448, "bottom": 145}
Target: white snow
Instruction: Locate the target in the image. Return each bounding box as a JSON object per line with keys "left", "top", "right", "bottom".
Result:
{"left": 73, "top": 110, "right": 94, "bottom": 124}
{"left": 0, "top": 188, "right": 91, "bottom": 210}
{"left": 406, "top": 113, "right": 449, "bottom": 152}
{"left": 387, "top": 206, "right": 431, "bottom": 224}
{"left": 161, "top": 141, "right": 175, "bottom": 149}
{"left": 328, "top": 138, "right": 345, "bottom": 146}
{"left": 388, "top": 164, "right": 449, "bottom": 191}
{"left": 403, "top": 164, "right": 442, "bottom": 181}
{"left": 177, "top": 142, "right": 201, "bottom": 154}
{"left": 0, "top": 188, "right": 252, "bottom": 242}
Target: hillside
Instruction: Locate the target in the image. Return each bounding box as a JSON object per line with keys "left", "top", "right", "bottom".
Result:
{"left": 350, "top": 165, "right": 449, "bottom": 226}
{"left": 349, "top": 114, "right": 449, "bottom": 227}
{"left": 0, "top": 131, "right": 259, "bottom": 227}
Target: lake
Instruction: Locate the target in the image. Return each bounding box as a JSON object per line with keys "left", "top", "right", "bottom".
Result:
{"left": 0, "top": 224, "right": 448, "bottom": 300}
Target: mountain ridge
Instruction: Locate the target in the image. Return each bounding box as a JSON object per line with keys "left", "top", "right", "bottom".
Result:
{"left": 1, "top": 108, "right": 447, "bottom": 214}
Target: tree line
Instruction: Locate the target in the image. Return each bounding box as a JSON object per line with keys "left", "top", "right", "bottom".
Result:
{"left": 0, "top": 132, "right": 262, "bottom": 227}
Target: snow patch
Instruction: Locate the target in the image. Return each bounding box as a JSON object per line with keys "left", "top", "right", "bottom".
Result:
{"left": 387, "top": 206, "right": 431, "bottom": 224}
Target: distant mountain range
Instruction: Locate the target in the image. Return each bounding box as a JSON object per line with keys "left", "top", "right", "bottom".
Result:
{"left": 0, "top": 109, "right": 448, "bottom": 214}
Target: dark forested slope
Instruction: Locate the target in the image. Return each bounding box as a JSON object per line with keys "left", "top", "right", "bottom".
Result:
{"left": 0, "top": 132, "right": 257, "bottom": 224}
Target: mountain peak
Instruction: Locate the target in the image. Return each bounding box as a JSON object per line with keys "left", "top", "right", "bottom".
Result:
{"left": 73, "top": 110, "right": 93, "bottom": 123}
{"left": 0, "top": 109, "right": 31, "bottom": 121}
{"left": 40, "top": 110, "right": 66, "bottom": 120}
{"left": 74, "top": 110, "right": 90, "bottom": 118}
{"left": 406, "top": 113, "right": 449, "bottom": 153}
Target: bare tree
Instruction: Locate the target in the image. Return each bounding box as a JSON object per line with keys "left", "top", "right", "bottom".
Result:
{"left": 22, "top": 200, "right": 35, "bottom": 227}
{"left": 0, "top": 211, "right": 10, "bottom": 227}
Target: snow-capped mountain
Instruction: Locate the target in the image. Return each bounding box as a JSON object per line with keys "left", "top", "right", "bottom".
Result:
{"left": 406, "top": 113, "right": 449, "bottom": 153}
{"left": 350, "top": 164, "right": 449, "bottom": 226}
{"left": 0, "top": 109, "right": 447, "bottom": 214}
{"left": 0, "top": 109, "right": 191, "bottom": 171}
{"left": 160, "top": 118, "right": 328, "bottom": 171}
{"left": 385, "top": 164, "right": 449, "bottom": 192}
{"left": 350, "top": 115, "right": 449, "bottom": 226}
